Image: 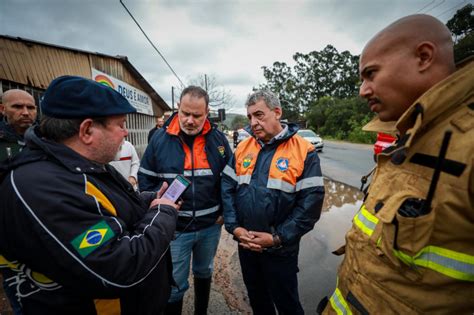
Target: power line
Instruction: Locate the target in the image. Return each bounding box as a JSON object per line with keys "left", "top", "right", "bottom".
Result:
{"left": 424, "top": 0, "right": 446, "bottom": 14}
{"left": 119, "top": 0, "right": 185, "bottom": 88}
{"left": 436, "top": 0, "right": 467, "bottom": 17}
{"left": 416, "top": 0, "right": 436, "bottom": 13}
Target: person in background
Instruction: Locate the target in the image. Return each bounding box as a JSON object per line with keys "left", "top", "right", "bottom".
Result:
{"left": 0, "top": 89, "right": 36, "bottom": 315}
{"left": 139, "top": 86, "right": 232, "bottom": 315}
{"left": 322, "top": 14, "right": 474, "bottom": 314}
{"left": 221, "top": 90, "right": 325, "bottom": 315}
{"left": 0, "top": 76, "right": 179, "bottom": 315}
{"left": 0, "top": 89, "right": 37, "bottom": 162}
{"left": 148, "top": 116, "right": 164, "bottom": 143}
{"left": 109, "top": 139, "right": 140, "bottom": 190}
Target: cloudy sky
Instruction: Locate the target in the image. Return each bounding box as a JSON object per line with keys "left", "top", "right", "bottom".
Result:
{"left": 0, "top": 0, "right": 464, "bottom": 115}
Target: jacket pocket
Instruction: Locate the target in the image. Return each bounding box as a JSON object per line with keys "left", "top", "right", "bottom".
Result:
{"left": 394, "top": 206, "right": 436, "bottom": 256}
{"left": 350, "top": 272, "right": 420, "bottom": 314}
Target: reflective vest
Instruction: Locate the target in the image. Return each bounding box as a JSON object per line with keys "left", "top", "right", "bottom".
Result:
{"left": 325, "top": 61, "right": 474, "bottom": 314}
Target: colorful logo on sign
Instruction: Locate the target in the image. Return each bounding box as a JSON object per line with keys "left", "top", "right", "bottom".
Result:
{"left": 71, "top": 220, "right": 115, "bottom": 258}
{"left": 94, "top": 74, "right": 115, "bottom": 89}
{"left": 218, "top": 146, "right": 225, "bottom": 157}
{"left": 276, "top": 157, "right": 289, "bottom": 172}
{"left": 243, "top": 154, "right": 253, "bottom": 168}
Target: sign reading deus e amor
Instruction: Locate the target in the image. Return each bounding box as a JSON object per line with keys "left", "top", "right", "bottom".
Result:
{"left": 92, "top": 68, "right": 153, "bottom": 115}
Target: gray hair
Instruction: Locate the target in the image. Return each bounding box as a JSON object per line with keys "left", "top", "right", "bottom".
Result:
{"left": 245, "top": 90, "right": 281, "bottom": 110}
{"left": 40, "top": 116, "right": 108, "bottom": 143}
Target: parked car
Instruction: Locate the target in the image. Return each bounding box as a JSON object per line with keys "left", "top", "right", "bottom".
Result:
{"left": 297, "top": 129, "right": 324, "bottom": 152}
{"left": 374, "top": 133, "right": 396, "bottom": 155}
{"left": 234, "top": 129, "right": 251, "bottom": 148}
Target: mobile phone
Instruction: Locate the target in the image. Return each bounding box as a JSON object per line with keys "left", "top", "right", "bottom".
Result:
{"left": 161, "top": 175, "right": 191, "bottom": 203}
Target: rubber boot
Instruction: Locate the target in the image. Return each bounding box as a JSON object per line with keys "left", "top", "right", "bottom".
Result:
{"left": 164, "top": 299, "right": 183, "bottom": 315}
{"left": 194, "top": 277, "right": 212, "bottom": 315}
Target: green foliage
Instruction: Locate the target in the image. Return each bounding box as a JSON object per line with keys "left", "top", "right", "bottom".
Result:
{"left": 446, "top": 4, "right": 474, "bottom": 63}
{"left": 231, "top": 115, "right": 249, "bottom": 130}
{"left": 259, "top": 45, "right": 360, "bottom": 115}
{"left": 306, "top": 96, "right": 375, "bottom": 143}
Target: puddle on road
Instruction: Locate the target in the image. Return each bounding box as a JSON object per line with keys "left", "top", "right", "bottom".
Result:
{"left": 214, "top": 178, "right": 364, "bottom": 313}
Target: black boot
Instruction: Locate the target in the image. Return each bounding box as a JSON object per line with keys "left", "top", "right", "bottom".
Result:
{"left": 194, "top": 276, "right": 212, "bottom": 315}
{"left": 164, "top": 299, "right": 183, "bottom": 315}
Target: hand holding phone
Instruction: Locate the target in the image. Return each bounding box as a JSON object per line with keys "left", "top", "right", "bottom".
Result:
{"left": 161, "top": 175, "right": 191, "bottom": 202}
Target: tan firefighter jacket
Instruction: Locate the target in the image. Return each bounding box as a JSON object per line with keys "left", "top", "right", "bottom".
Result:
{"left": 324, "top": 61, "right": 474, "bottom": 314}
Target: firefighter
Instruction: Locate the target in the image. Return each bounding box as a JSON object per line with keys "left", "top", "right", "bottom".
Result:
{"left": 322, "top": 14, "right": 474, "bottom": 314}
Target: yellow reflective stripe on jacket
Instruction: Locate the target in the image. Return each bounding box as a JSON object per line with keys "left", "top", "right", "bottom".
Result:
{"left": 353, "top": 204, "right": 379, "bottom": 237}
{"left": 86, "top": 181, "right": 117, "bottom": 216}
{"left": 329, "top": 287, "right": 352, "bottom": 315}
{"left": 394, "top": 245, "right": 474, "bottom": 281}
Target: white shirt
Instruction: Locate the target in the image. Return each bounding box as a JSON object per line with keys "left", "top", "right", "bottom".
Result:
{"left": 109, "top": 140, "right": 140, "bottom": 181}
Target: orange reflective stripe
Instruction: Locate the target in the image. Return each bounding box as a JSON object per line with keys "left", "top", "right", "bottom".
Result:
{"left": 268, "top": 135, "right": 313, "bottom": 186}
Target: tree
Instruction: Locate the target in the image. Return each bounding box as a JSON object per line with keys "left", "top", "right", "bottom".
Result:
{"left": 230, "top": 115, "right": 249, "bottom": 130}
{"left": 258, "top": 45, "right": 360, "bottom": 121}
{"left": 177, "top": 74, "right": 235, "bottom": 110}
{"left": 306, "top": 96, "right": 375, "bottom": 143}
{"left": 446, "top": 4, "right": 474, "bottom": 62}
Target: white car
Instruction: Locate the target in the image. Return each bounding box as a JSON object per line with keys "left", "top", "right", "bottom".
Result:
{"left": 234, "top": 129, "right": 251, "bottom": 148}
{"left": 297, "top": 129, "right": 324, "bottom": 152}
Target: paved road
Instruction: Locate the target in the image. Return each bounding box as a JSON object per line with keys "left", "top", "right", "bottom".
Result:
{"left": 319, "top": 140, "right": 375, "bottom": 188}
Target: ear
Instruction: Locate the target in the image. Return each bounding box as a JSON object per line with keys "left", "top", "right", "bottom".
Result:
{"left": 416, "top": 41, "right": 435, "bottom": 72}
{"left": 274, "top": 107, "right": 282, "bottom": 120}
{"left": 0, "top": 104, "right": 4, "bottom": 114}
{"left": 78, "top": 119, "right": 96, "bottom": 145}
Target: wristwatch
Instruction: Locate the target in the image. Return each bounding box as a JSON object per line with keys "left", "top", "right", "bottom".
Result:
{"left": 272, "top": 233, "right": 282, "bottom": 248}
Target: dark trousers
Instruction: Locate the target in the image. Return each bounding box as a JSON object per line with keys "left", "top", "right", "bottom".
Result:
{"left": 238, "top": 248, "right": 304, "bottom": 315}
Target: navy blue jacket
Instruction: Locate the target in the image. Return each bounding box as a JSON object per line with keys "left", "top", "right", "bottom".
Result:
{"left": 0, "top": 127, "right": 177, "bottom": 315}
{"left": 221, "top": 124, "right": 325, "bottom": 255}
{"left": 139, "top": 113, "right": 232, "bottom": 231}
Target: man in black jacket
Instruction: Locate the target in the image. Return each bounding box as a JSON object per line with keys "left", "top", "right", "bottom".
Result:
{"left": 0, "top": 89, "right": 37, "bottom": 162}
{"left": 0, "top": 76, "right": 179, "bottom": 315}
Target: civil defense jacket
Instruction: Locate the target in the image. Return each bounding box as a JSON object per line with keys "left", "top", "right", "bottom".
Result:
{"left": 221, "top": 123, "right": 325, "bottom": 256}
{"left": 138, "top": 113, "right": 232, "bottom": 231}
{"left": 0, "top": 127, "right": 177, "bottom": 315}
{"left": 324, "top": 61, "right": 474, "bottom": 314}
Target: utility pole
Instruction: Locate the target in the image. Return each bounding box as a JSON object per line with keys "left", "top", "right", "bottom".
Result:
{"left": 204, "top": 74, "right": 208, "bottom": 92}
{"left": 171, "top": 86, "right": 175, "bottom": 111}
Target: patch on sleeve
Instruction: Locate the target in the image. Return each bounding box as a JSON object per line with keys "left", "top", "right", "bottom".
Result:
{"left": 71, "top": 220, "right": 115, "bottom": 258}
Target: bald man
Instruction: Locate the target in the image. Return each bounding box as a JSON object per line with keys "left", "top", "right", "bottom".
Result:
{"left": 322, "top": 15, "right": 474, "bottom": 314}
{"left": 0, "top": 89, "right": 37, "bottom": 161}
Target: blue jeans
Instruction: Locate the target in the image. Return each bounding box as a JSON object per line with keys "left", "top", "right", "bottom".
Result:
{"left": 168, "top": 224, "right": 221, "bottom": 302}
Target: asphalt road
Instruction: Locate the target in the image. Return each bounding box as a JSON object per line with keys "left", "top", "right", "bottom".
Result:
{"left": 319, "top": 140, "right": 375, "bottom": 188}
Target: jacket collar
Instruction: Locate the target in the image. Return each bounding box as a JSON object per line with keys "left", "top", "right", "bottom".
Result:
{"left": 246, "top": 122, "right": 299, "bottom": 147}
{"left": 165, "top": 112, "right": 212, "bottom": 137}
{"left": 17, "top": 126, "right": 108, "bottom": 174}
{"left": 0, "top": 119, "right": 24, "bottom": 143}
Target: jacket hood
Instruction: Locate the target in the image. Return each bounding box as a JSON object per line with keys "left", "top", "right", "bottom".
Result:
{"left": 164, "top": 111, "right": 216, "bottom": 137}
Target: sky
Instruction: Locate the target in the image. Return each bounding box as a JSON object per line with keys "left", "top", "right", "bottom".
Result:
{"left": 0, "top": 0, "right": 466, "bottom": 115}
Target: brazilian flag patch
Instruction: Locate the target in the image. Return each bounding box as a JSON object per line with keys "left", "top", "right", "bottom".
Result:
{"left": 71, "top": 220, "right": 115, "bottom": 258}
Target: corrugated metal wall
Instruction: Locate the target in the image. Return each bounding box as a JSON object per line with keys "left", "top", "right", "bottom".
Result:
{"left": 0, "top": 36, "right": 162, "bottom": 156}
